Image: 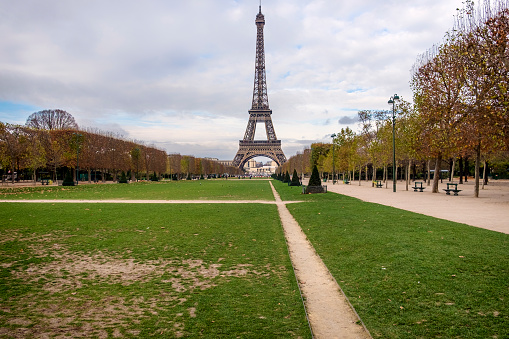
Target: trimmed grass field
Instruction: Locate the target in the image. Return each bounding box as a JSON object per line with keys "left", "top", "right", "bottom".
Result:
{"left": 3, "top": 179, "right": 507, "bottom": 338}
{"left": 0, "top": 180, "right": 274, "bottom": 201}
{"left": 273, "top": 180, "right": 509, "bottom": 338}
{"left": 0, "top": 182, "right": 310, "bottom": 337}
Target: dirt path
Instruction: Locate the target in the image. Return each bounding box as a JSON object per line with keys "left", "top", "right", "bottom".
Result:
{"left": 269, "top": 182, "right": 370, "bottom": 339}
{"left": 0, "top": 199, "right": 279, "bottom": 204}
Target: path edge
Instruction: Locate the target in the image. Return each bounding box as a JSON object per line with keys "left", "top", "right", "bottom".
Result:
{"left": 285, "top": 201, "right": 373, "bottom": 338}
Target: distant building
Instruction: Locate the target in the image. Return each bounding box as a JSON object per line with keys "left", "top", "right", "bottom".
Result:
{"left": 218, "top": 160, "right": 233, "bottom": 166}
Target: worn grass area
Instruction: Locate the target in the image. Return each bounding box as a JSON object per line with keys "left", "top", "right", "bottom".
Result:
{"left": 0, "top": 202, "right": 310, "bottom": 338}
{"left": 273, "top": 180, "right": 509, "bottom": 338}
{"left": 0, "top": 180, "right": 274, "bottom": 201}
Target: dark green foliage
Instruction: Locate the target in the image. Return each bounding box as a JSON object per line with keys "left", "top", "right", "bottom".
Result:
{"left": 289, "top": 169, "right": 301, "bottom": 186}
{"left": 150, "top": 172, "right": 159, "bottom": 181}
{"left": 308, "top": 165, "right": 322, "bottom": 186}
{"left": 118, "top": 171, "right": 128, "bottom": 184}
{"left": 283, "top": 171, "right": 291, "bottom": 183}
{"left": 62, "top": 170, "right": 74, "bottom": 186}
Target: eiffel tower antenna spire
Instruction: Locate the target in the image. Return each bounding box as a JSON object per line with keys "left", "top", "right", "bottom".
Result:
{"left": 232, "top": 5, "right": 286, "bottom": 169}
{"left": 252, "top": 3, "right": 268, "bottom": 110}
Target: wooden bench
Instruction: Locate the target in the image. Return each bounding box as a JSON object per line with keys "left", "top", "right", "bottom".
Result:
{"left": 412, "top": 181, "right": 426, "bottom": 192}
{"left": 444, "top": 183, "right": 462, "bottom": 196}
{"left": 374, "top": 180, "right": 383, "bottom": 188}
{"left": 41, "top": 179, "right": 50, "bottom": 185}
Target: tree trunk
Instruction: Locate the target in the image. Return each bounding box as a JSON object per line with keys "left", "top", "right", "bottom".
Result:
{"left": 482, "top": 160, "right": 487, "bottom": 190}
{"left": 383, "top": 165, "right": 387, "bottom": 188}
{"left": 88, "top": 168, "right": 92, "bottom": 183}
{"left": 474, "top": 144, "right": 481, "bottom": 198}
{"left": 464, "top": 158, "right": 469, "bottom": 183}
{"left": 483, "top": 160, "right": 490, "bottom": 189}
{"left": 458, "top": 157, "right": 464, "bottom": 184}
{"left": 432, "top": 154, "right": 442, "bottom": 193}
{"left": 427, "top": 159, "right": 431, "bottom": 186}
{"left": 406, "top": 160, "right": 411, "bottom": 191}
{"left": 451, "top": 158, "right": 456, "bottom": 183}
{"left": 359, "top": 165, "right": 362, "bottom": 186}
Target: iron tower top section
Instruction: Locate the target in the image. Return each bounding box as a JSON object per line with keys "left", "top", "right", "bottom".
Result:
{"left": 256, "top": 6, "right": 265, "bottom": 24}
{"left": 252, "top": 5, "right": 269, "bottom": 111}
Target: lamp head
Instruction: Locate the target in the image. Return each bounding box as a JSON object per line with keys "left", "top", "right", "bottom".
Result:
{"left": 388, "top": 99, "right": 394, "bottom": 105}
{"left": 393, "top": 94, "right": 400, "bottom": 101}
{"left": 331, "top": 133, "right": 336, "bottom": 138}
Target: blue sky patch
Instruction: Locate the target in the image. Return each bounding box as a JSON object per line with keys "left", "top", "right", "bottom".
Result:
{"left": 0, "top": 101, "right": 40, "bottom": 124}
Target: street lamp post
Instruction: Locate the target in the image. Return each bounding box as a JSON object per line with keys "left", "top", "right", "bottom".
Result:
{"left": 388, "top": 94, "right": 399, "bottom": 192}
{"left": 331, "top": 133, "right": 336, "bottom": 184}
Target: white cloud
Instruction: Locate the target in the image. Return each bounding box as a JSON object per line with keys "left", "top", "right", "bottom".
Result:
{"left": 0, "top": 0, "right": 465, "bottom": 161}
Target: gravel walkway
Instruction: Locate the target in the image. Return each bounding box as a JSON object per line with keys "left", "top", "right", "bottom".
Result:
{"left": 269, "top": 182, "right": 370, "bottom": 339}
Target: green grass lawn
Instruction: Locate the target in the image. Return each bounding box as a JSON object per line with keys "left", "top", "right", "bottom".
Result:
{"left": 272, "top": 180, "right": 509, "bottom": 338}
{"left": 0, "top": 202, "right": 310, "bottom": 338}
{"left": 0, "top": 180, "right": 274, "bottom": 201}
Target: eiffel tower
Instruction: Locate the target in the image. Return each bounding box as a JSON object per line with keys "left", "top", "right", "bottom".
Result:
{"left": 232, "top": 4, "right": 286, "bottom": 169}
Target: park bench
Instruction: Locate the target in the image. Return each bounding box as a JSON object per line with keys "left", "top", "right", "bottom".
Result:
{"left": 343, "top": 179, "right": 350, "bottom": 184}
{"left": 412, "top": 181, "right": 426, "bottom": 192}
{"left": 41, "top": 179, "right": 50, "bottom": 185}
{"left": 443, "top": 183, "right": 462, "bottom": 196}
{"left": 374, "top": 180, "right": 383, "bottom": 188}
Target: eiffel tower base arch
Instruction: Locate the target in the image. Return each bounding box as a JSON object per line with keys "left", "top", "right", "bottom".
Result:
{"left": 232, "top": 140, "right": 286, "bottom": 169}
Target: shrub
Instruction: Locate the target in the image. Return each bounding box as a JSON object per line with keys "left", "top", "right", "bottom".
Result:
{"left": 119, "top": 171, "right": 128, "bottom": 184}
{"left": 150, "top": 172, "right": 159, "bottom": 181}
{"left": 282, "top": 171, "right": 290, "bottom": 183}
{"left": 62, "top": 170, "right": 75, "bottom": 186}
{"left": 308, "top": 165, "right": 322, "bottom": 186}
{"left": 289, "top": 169, "right": 301, "bottom": 186}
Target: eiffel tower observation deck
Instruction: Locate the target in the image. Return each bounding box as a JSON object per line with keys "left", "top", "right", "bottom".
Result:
{"left": 232, "top": 4, "right": 286, "bottom": 169}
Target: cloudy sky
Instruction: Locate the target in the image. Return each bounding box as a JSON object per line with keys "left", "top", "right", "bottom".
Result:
{"left": 0, "top": 0, "right": 465, "bottom": 161}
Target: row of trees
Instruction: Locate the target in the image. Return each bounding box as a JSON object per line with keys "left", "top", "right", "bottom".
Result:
{"left": 411, "top": 0, "right": 509, "bottom": 196}
{"left": 278, "top": 0, "right": 509, "bottom": 197}
{"left": 168, "top": 154, "right": 243, "bottom": 179}
{"left": 0, "top": 123, "right": 166, "bottom": 183}
{"left": 0, "top": 111, "right": 243, "bottom": 184}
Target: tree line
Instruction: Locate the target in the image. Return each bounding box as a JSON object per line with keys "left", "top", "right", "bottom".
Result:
{"left": 0, "top": 110, "right": 242, "bottom": 184}
{"left": 279, "top": 0, "right": 509, "bottom": 197}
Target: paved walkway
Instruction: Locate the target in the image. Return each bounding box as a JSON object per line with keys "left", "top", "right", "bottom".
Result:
{"left": 0, "top": 199, "right": 278, "bottom": 204}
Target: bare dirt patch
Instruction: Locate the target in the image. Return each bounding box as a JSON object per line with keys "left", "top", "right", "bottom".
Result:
{"left": 2, "top": 232, "right": 273, "bottom": 338}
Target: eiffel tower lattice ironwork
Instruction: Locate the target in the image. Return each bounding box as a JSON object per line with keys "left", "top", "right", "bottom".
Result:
{"left": 232, "top": 5, "right": 286, "bottom": 169}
